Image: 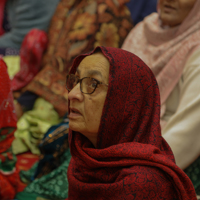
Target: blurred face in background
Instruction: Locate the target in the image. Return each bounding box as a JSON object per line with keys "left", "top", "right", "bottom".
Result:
{"left": 159, "top": 0, "right": 197, "bottom": 27}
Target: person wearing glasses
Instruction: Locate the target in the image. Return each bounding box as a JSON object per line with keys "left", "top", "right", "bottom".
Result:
{"left": 65, "top": 46, "right": 197, "bottom": 200}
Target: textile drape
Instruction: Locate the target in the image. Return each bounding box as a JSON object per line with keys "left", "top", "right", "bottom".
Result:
{"left": 67, "top": 46, "right": 197, "bottom": 200}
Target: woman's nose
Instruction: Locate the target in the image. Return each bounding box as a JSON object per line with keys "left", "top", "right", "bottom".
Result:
{"left": 68, "top": 83, "right": 83, "bottom": 101}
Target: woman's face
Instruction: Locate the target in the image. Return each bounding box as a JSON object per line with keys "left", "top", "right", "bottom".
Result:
{"left": 159, "top": 0, "right": 197, "bottom": 27}
{"left": 68, "top": 52, "right": 110, "bottom": 147}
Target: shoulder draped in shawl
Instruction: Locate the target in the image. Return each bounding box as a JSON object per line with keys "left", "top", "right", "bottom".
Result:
{"left": 67, "top": 46, "right": 197, "bottom": 200}
{"left": 122, "top": 0, "right": 200, "bottom": 119}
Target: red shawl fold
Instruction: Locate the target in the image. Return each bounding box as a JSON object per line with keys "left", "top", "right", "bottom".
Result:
{"left": 67, "top": 46, "right": 197, "bottom": 199}
{"left": 11, "top": 29, "right": 48, "bottom": 91}
{"left": 0, "top": 58, "right": 20, "bottom": 200}
{"left": 0, "top": 58, "right": 17, "bottom": 128}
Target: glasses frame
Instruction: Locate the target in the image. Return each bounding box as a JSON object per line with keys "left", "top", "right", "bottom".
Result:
{"left": 66, "top": 74, "right": 108, "bottom": 94}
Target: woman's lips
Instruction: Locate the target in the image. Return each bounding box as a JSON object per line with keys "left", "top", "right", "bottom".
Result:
{"left": 68, "top": 107, "right": 82, "bottom": 118}
{"left": 163, "top": 5, "right": 176, "bottom": 13}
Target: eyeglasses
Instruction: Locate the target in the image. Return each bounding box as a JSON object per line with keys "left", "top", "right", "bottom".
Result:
{"left": 66, "top": 74, "right": 108, "bottom": 94}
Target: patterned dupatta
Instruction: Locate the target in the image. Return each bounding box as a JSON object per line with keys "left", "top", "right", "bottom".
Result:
{"left": 23, "top": 0, "right": 133, "bottom": 117}
{"left": 67, "top": 46, "right": 197, "bottom": 200}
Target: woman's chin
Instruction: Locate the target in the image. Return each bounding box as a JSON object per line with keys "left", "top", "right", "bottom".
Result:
{"left": 69, "top": 121, "right": 81, "bottom": 133}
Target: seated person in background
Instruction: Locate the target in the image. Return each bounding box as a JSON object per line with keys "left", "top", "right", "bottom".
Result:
{"left": 66, "top": 46, "right": 197, "bottom": 200}
{"left": 0, "top": 0, "right": 60, "bottom": 52}
{"left": 13, "top": 0, "right": 133, "bottom": 118}
{"left": 126, "top": 0, "right": 157, "bottom": 25}
{"left": 122, "top": 0, "right": 200, "bottom": 191}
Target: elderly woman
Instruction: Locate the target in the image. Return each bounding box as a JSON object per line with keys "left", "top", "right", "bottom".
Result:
{"left": 66, "top": 46, "right": 197, "bottom": 199}
{"left": 122, "top": 0, "right": 200, "bottom": 192}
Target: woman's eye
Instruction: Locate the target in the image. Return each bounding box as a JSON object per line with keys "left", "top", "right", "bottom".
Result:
{"left": 90, "top": 80, "right": 97, "bottom": 88}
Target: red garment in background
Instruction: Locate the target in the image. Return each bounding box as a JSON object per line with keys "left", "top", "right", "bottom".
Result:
{"left": 0, "top": 0, "right": 7, "bottom": 36}
{"left": 0, "top": 58, "right": 22, "bottom": 200}
{"left": 11, "top": 29, "right": 48, "bottom": 91}
{"left": 67, "top": 46, "right": 197, "bottom": 199}
{"left": 0, "top": 58, "right": 17, "bottom": 128}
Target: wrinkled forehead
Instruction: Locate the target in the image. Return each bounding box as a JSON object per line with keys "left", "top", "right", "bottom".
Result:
{"left": 75, "top": 53, "right": 110, "bottom": 80}
{"left": 70, "top": 47, "right": 109, "bottom": 73}
{"left": 70, "top": 46, "right": 146, "bottom": 84}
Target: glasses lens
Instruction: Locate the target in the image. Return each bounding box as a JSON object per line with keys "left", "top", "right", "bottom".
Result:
{"left": 66, "top": 75, "right": 77, "bottom": 91}
{"left": 81, "top": 77, "right": 98, "bottom": 94}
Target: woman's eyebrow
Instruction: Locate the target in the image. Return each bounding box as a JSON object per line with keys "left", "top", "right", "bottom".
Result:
{"left": 77, "top": 68, "right": 103, "bottom": 77}
{"left": 87, "top": 70, "right": 102, "bottom": 77}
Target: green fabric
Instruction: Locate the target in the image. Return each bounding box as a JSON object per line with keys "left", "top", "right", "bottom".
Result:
{"left": 0, "top": 147, "right": 17, "bottom": 173}
{"left": 20, "top": 162, "right": 39, "bottom": 184}
{"left": 0, "top": 128, "right": 17, "bottom": 173}
{"left": 184, "top": 156, "right": 200, "bottom": 195}
{"left": 0, "top": 127, "right": 15, "bottom": 142}
{"left": 3, "top": 56, "right": 20, "bottom": 79}
{"left": 16, "top": 192, "right": 51, "bottom": 200}
{"left": 16, "top": 149, "right": 71, "bottom": 200}
{"left": 12, "top": 98, "right": 61, "bottom": 155}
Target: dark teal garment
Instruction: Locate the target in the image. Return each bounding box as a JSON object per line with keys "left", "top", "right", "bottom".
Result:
{"left": 0, "top": 0, "right": 60, "bottom": 49}
{"left": 17, "top": 149, "right": 71, "bottom": 200}
{"left": 16, "top": 120, "right": 70, "bottom": 200}
{"left": 184, "top": 156, "right": 200, "bottom": 195}
{"left": 34, "top": 122, "right": 69, "bottom": 179}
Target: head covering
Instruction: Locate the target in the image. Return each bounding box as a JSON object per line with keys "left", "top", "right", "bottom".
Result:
{"left": 67, "top": 46, "right": 197, "bottom": 199}
{"left": 122, "top": 0, "right": 200, "bottom": 121}
{"left": 0, "top": 58, "right": 17, "bottom": 128}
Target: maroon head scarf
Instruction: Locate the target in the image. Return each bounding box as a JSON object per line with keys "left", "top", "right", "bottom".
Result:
{"left": 67, "top": 46, "right": 197, "bottom": 200}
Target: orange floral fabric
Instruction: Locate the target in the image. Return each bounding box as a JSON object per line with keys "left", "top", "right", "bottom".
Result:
{"left": 25, "top": 0, "right": 133, "bottom": 117}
